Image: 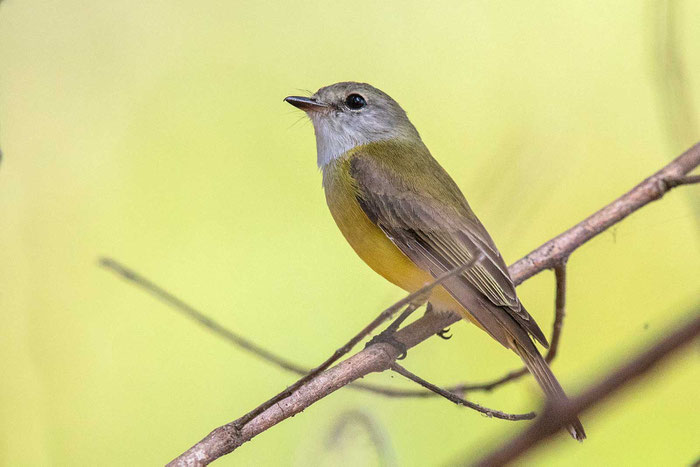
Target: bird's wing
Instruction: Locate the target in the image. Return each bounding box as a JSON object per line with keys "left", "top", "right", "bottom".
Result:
{"left": 349, "top": 152, "right": 548, "bottom": 349}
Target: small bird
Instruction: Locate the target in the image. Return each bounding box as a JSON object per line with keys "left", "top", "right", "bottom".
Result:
{"left": 285, "top": 82, "right": 585, "bottom": 441}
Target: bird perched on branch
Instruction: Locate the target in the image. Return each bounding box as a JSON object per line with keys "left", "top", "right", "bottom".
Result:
{"left": 285, "top": 82, "right": 585, "bottom": 441}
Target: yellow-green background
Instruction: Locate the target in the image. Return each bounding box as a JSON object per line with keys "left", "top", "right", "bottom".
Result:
{"left": 1, "top": 1, "right": 698, "bottom": 465}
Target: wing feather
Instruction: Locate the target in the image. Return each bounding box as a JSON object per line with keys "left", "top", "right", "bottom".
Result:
{"left": 350, "top": 153, "right": 548, "bottom": 348}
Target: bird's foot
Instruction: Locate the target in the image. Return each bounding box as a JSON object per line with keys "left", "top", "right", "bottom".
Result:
{"left": 366, "top": 331, "right": 408, "bottom": 360}
{"left": 436, "top": 327, "right": 452, "bottom": 340}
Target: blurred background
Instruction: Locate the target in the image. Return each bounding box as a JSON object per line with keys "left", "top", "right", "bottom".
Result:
{"left": 1, "top": 1, "right": 699, "bottom": 465}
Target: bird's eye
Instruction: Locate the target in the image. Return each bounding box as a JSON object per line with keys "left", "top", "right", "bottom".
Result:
{"left": 345, "top": 94, "right": 366, "bottom": 110}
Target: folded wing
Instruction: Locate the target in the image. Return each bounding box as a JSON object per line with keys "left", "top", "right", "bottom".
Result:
{"left": 349, "top": 152, "right": 548, "bottom": 349}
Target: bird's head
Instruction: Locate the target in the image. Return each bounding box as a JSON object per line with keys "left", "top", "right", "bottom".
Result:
{"left": 285, "top": 82, "right": 420, "bottom": 167}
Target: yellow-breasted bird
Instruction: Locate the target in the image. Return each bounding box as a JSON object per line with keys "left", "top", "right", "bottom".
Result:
{"left": 285, "top": 82, "right": 585, "bottom": 441}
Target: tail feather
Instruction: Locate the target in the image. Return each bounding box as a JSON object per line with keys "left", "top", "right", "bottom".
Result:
{"left": 514, "top": 342, "right": 586, "bottom": 441}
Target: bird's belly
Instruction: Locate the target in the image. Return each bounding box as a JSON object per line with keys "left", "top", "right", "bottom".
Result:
{"left": 324, "top": 177, "right": 462, "bottom": 311}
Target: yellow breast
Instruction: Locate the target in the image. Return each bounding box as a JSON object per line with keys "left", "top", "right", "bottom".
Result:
{"left": 322, "top": 156, "right": 459, "bottom": 310}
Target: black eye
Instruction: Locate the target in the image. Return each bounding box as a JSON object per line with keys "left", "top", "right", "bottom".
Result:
{"left": 345, "top": 94, "right": 366, "bottom": 110}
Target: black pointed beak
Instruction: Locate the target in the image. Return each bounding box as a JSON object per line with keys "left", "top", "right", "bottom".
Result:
{"left": 284, "top": 96, "right": 328, "bottom": 112}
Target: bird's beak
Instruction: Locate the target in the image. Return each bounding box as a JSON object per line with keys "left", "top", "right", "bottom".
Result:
{"left": 284, "top": 96, "right": 328, "bottom": 112}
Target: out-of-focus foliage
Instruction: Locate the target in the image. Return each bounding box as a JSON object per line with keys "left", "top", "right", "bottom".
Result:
{"left": 0, "top": 1, "right": 698, "bottom": 465}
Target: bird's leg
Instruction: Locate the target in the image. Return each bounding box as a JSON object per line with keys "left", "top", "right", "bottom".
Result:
{"left": 423, "top": 303, "right": 453, "bottom": 339}
{"left": 365, "top": 293, "right": 430, "bottom": 359}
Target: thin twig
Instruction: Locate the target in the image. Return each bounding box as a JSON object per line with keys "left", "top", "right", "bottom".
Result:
{"left": 99, "top": 258, "right": 309, "bottom": 375}
{"left": 389, "top": 363, "right": 535, "bottom": 421}
{"left": 548, "top": 260, "right": 568, "bottom": 362}
{"left": 665, "top": 173, "right": 700, "bottom": 188}
{"left": 473, "top": 312, "right": 700, "bottom": 467}
{"left": 161, "top": 141, "right": 699, "bottom": 466}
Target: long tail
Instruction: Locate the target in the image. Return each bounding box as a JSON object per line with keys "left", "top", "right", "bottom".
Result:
{"left": 514, "top": 342, "right": 586, "bottom": 441}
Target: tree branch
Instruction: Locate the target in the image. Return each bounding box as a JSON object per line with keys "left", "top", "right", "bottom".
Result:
{"left": 473, "top": 312, "right": 700, "bottom": 467}
{"left": 161, "top": 141, "right": 699, "bottom": 466}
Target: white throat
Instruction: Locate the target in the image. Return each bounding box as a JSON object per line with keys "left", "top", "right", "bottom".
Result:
{"left": 307, "top": 101, "right": 420, "bottom": 167}
{"left": 312, "top": 117, "right": 377, "bottom": 167}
